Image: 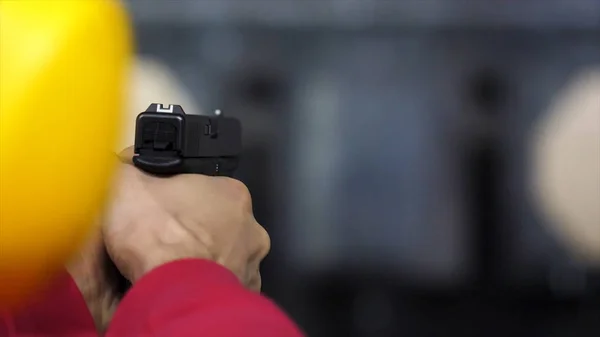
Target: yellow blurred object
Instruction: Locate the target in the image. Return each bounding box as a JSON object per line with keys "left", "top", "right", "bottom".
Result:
{"left": 0, "top": 0, "right": 132, "bottom": 309}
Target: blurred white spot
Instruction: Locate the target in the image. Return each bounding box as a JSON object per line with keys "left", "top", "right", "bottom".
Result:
{"left": 531, "top": 66, "right": 600, "bottom": 264}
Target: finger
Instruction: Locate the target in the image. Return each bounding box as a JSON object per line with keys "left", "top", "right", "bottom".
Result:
{"left": 117, "top": 146, "right": 135, "bottom": 165}
{"left": 253, "top": 222, "right": 271, "bottom": 262}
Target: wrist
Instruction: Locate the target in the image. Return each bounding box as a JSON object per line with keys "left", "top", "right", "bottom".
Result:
{"left": 131, "top": 251, "right": 214, "bottom": 283}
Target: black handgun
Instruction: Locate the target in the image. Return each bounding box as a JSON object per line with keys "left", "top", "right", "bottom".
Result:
{"left": 133, "top": 103, "right": 242, "bottom": 175}
{"left": 105, "top": 103, "right": 243, "bottom": 296}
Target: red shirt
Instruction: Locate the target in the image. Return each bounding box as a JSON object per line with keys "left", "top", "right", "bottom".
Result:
{"left": 0, "top": 259, "right": 304, "bottom": 337}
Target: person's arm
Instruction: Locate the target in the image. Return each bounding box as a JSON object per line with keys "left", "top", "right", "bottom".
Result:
{"left": 107, "top": 259, "right": 304, "bottom": 337}
{"left": 0, "top": 271, "right": 97, "bottom": 337}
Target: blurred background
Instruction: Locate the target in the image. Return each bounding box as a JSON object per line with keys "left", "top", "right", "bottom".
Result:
{"left": 123, "top": 1, "right": 600, "bottom": 336}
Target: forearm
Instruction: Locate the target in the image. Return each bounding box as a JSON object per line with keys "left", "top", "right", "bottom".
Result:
{"left": 106, "top": 259, "right": 304, "bottom": 337}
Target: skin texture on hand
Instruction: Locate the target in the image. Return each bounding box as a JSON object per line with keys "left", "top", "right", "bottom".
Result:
{"left": 67, "top": 147, "right": 271, "bottom": 332}
{"left": 102, "top": 158, "right": 269, "bottom": 288}
{"left": 65, "top": 230, "right": 119, "bottom": 331}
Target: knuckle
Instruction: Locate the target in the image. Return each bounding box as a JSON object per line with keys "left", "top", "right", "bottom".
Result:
{"left": 255, "top": 224, "right": 271, "bottom": 260}
{"left": 227, "top": 178, "right": 250, "bottom": 195}
{"left": 222, "top": 178, "right": 253, "bottom": 209}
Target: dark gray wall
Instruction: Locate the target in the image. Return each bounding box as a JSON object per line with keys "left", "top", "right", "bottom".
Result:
{"left": 123, "top": 1, "right": 600, "bottom": 336}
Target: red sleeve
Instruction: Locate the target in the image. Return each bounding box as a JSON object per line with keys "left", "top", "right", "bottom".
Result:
{"left": 0, "top": 271, "right": 97, "bottom": 337}
{"left": 106, "top": 259, "right": 305, "bottom": 337}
